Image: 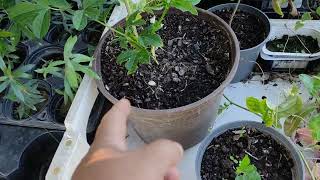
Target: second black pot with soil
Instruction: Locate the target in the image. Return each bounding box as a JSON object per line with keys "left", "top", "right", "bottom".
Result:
{"left": 209, "top": 3, "right": 271, "bottom": 83}
{"left": 94, "top": 8, "right": 240, "bottom": 148}
{"left": 196, "top": 121, "right": 304, "bottom": 180}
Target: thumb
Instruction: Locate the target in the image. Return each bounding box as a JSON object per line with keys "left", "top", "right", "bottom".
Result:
{"left": 136, "top": 139, "right": 183, "bottom": 177}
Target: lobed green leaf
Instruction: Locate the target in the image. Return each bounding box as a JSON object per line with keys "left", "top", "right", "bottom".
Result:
{"left": 308, "top": 115, "right": 320, "bottom": 141}
{"left": 171, "top": 0, "right": 198, "bottom": 15}
{"left": 32, "top": 9, "right": 51, "bottom": 39}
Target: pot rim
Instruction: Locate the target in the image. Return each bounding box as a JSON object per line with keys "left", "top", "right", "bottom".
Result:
{"left": 208, "top": 3, "right": 272, "bottom": 52}
{"left": 93, "top": 7, "right": 240, "bottom": 113}
{"left": 195, "top": 120, "right": 305, "bottom": 180}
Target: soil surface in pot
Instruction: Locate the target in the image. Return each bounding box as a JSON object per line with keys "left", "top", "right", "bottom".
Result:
{"left": 214, "top": 10, "right": 267, "bottom": 50}
{"left": 100, "top": 11, "right": 232, "bottom": 109}
{"left": 201, "top": 127, "right": 294, "bottom": 180}
{"left": 266, "top": 35, "right": 320, "bottom": 53}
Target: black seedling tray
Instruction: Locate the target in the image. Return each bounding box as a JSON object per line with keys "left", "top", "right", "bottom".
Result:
{"left": 0, "top": 124, "right": 64, "bottom": 179}
{"left": 0, "top": 23, "right": 108, "bottom": 180}
{"left": 0, "top": 42, "right": 106, "bottom": 133}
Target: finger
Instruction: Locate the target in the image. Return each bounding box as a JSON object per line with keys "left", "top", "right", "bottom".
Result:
{"left": 92, "top": 99, "right": 131, "bottom": 151}
{"left": 165, "top": 167, "right": 180, "bottom": 180}
{"left": 137, "top": 139, "right": 183, "bottom": 176}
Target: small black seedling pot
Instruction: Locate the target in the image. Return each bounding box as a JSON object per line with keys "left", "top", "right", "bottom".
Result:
{"left": 0, "top": 125, "right": 63, "bottom": 180}
{"left": 0, "top": 80, "right": 63, "bottom": 130}
{"left": 25, "top": 45, "right": 64, "bottom": 88}
{"left": 48, "top": 93, "right": 107, "bottom": 134}
{"left": 81, "top": 22, "right": 105, "bottom": 46}
{"left": 44, "top": 24, "right": 74, "bottom": 45}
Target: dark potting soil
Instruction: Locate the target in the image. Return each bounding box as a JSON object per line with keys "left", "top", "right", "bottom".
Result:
{"left": 266, "top": 35, "right": 320, "bottom": 53}
{"left": 100, "top": 11, "right": 232, "bottom": 109}
{"left": 214, "top": 10, "right": 267, "bottom": 50}
{"left": 201, "top": 127, "right": 294, "bottom": 180}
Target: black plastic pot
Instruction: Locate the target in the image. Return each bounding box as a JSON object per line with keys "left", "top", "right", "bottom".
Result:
{"left": 0, "top": 124, "right": 63, "bottom": 179}
{"left": 25, "top": 45, "right": 64, "bottom": 88}
{"left": 0, "top": 12, "right": 10, "bottom": 30}
{"left": 44, "top": 25, "right": 73, "bottom": 45}
{"left": 209, "top": 4, "right": 271, "bottom": 83}
{"left": 196, "top": 121, "right": 304, "bottom": 180}
{"left": 7, "top": 42, "right": 32, "bottom": 71}
{"left": 14, "top": 43, "right": 29, "bottom": 64}
{"left": 81, "top": 22, "right": 105, "bottom": 46}
{"left": 0, "top": 80, "right": 64, "bottom": 129}
{"left": 44, "top": 25, "right": 88, "bottom": 53}
{"left": 94, "top": 8, "right": 240, "bottom": 148}
{"left": 197, "top": 0, "right": 263, "bottom": 9}
{"left": 48, "top": 93, "right": 107, "bottom": 134}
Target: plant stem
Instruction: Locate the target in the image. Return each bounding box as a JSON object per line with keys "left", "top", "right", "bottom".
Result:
{"left": 298, "top": 148, "right": 316, "bottom": 180}
{"left": 158, "top": 4, "right": 170, "bottom": 25}
{"left": 151, "top": 46, "right": 159, "bottom": 64}
{"left": 229, "top": 0, "right": 241, "bottom": 25}
{"left": 123, "top": 0, "right": 139, "bottom": 38}
{"left": 59, "top": 10, "right": 72, "bottom": 34}
{"left": 223, "top": 94, "right": 262, "bottom": 117}
{"left": 93, "top": 19, "right": 144, "bottom": 50}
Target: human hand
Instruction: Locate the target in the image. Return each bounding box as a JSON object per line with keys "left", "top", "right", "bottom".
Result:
{"left": 72, "top": 99, "right": 183, "bottom": 180}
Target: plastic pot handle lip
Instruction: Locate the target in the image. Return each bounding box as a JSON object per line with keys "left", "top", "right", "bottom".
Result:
{"left": 195, "top": 120, "right": 305, "bottom": 180}
{"left": 93, "top": 7, "right": 240, "bottom": 113}
{"left": 208, "top": 3, "right": 272, "bottom": 52}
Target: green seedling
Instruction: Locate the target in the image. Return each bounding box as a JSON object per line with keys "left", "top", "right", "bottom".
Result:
{"left": 0, "top": 57, "right": 44, "bottom": 119}
{"left": 235, "top": 155, "right": 261, "bottom": 180}
{"left": 36, "top": 36, "right": 99, "bottom": 105}
{"left": 103, "top": 0, "right": 200, "bottom": 74}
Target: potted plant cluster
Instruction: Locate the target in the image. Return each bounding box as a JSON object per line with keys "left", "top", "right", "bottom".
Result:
{"left": 260, "top": 26, "right": 320, "bottom": 71}
{"left": 197, "top": 73, "right": 320, "bottom": 179}
{"left": 0, "top": 0, "right": 116, "bottom": 179}
{"left": 208, "top": 2, "right": 271, "bottom": 83}
{"left": 92, "top": 0, "right": 240, "bottom": 148}
{"left": 259, "top": 0, "right": 320, "bottom": 71}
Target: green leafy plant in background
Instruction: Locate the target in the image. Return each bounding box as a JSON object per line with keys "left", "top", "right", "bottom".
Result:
{"left": 0, "top": 0, "right": 116, "bottom": 118}
{"left": 224, "top": 73, "right": 320, "bottom": 180}
{"left": 90, "top": 0, "right": 200, "bottom": 74}
{"left": 271, "top": 0, "right": 320, "bottom": 30}
{"left": 0, "top": 58, "right": 45, "bottom": 119}
{"left": 235, "top": 155, "right": 261, "bottom": 180}
{"left": 0, "top": 29, "right": 19, "bottom": 67}
{"left": 36, "top": 36, "right": 99, "bottom": 105}
{"left": 6, "top": 0, "right": 112, "bottom": 39}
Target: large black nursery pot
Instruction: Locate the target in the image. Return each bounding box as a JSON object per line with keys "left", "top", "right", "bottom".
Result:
{"left": 209, "top": 3, "right": 271, "bottom": 83}
{"left": 94, "top": 8, "right": 240, "bottom": 149}
{"left": 196, "top": 121, "right": 304, "bottom": 180}
{"left": 0, "top": 124, "right": 63, "bottom": 180}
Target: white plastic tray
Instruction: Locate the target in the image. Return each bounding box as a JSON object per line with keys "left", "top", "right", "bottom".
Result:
{"left": 45, "top": 4, "right": 128, "bottom": 180}
{"left": 262, "top": 26, "right": 320, "bottom": 58}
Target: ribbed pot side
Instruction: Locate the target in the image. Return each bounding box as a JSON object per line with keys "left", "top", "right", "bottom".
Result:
{"left": 93, "top": 8, "right": 240, "bottom": 149}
